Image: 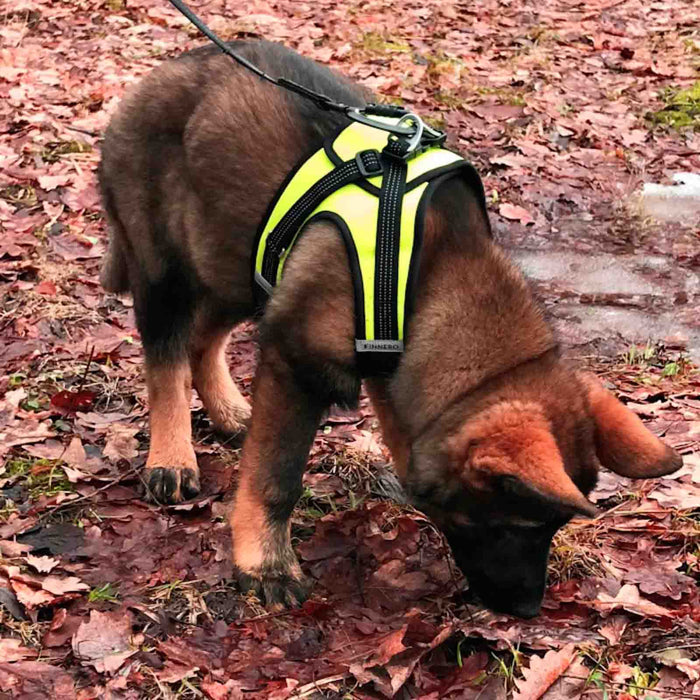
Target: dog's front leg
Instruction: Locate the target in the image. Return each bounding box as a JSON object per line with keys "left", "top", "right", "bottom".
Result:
{"left": 230, "top": 347, "right": 325, "bottom": 608}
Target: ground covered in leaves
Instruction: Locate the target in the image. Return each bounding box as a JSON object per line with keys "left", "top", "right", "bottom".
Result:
{"left": 1, "top": 0, "right": 700, "bottom": 697}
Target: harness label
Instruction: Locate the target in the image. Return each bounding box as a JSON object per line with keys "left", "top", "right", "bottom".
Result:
{"left": 355, "top": 339, "right": 404, "bottom": 353}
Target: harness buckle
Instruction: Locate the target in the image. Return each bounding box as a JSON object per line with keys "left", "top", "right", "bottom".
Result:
{"left": 355, "top": 149, "right": 383, "bottom": 178}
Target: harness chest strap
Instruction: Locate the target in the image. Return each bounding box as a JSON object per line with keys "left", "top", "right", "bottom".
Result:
{"left": 252, "top": 119, "right": 488, "bottom": 365}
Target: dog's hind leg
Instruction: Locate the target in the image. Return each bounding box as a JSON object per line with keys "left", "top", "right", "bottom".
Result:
{"left": 134, "top": 254, "right": 201, "bottom": 504}
{"left": 191, "top": 318, "right": 251, "bottom": 436}
{"left": 230, "top": 346, "right": 326, "bottom": 607}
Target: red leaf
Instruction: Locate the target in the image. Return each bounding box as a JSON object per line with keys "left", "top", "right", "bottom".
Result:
{"left": 35, "top": 280, "right": 57, "bottom": 296}
{"left": 50, "top": 390, "right": 96, "bottom": 413}
{"left": 513, "top": 644, "right": 576, "bottom": 700}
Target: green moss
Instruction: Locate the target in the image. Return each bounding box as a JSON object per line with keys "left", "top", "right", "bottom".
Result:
{"left": 356, "top": 31, "right": 410, "bottom": 54}
{"left": 648, "top": 81, "right": 700, "bottom": 131}
{"left": 424, "top": 113, "right": 447, "bottom": 132}
{"left": 40, "top": 140, "right": 91, "bottom": 164}
{"left": 433, "top": 91, "right": 466, "bottom": 109}
{"left": 0, "top": 184, "right": 37, "bottom": 209}
{"left": 4, "top": 458, "right": 73, "bottom": 500}
{"left": 8, "top": 374, "right": 26, "bottom": 387}
{"left": 21, "top": 394, "right": 49, "bottom": 413}
{"left": 0, "top": 502, "right": 17, "bottom": 523}
{"left": 425, "top": 52, "right": 462, "bottom": 80}
{"left": 473, "top": 85, "right": 528, "bottom": 107}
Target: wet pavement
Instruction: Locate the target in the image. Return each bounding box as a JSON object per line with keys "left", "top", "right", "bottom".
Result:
{"left": 501, "top": 188, "right": 700, "bottom": 361}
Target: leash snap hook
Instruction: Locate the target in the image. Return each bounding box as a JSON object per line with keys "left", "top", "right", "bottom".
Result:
{"left": 398, "top": 112, "right": 424, "bottom": 155}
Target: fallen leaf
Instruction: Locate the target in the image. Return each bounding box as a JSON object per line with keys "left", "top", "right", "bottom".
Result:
{"left": 35, "top": 280, "right": 57, "bottom": 296}
{"left": 0, "top": 661, "right": 76, "bottom": 698}
{"left": 42, "top": 575, "right": 89, "bottom": 595}
{"left": 17, "top": 523, "right": 84, "bottom": 554}
{"left": 72, "top": 609, "right": 135, "bottom": 674}
{"left": 25, "top": 554, "right": 59, "bottom": 573}
{"left": 598, "top": 615, "right": 628, "bottom": 645}
{"left": 44, "top": 607, "right": 84, "bottom": 648}
{"left": 675, "top": 658, "right": 700, "bottom": 682}
{"left": 37, "top": 174, "right": 72, "bottom": 190}
{"left": 0, "top": 420, "right": 54, "bottom": 456}
{"left": 102, "top": 422, "right": 139, "bottom": 462}
{"left": 513, "top": 644, "right": 576, "bottom": 700}
{"left": 11, "top": 580, "right": 55, "bottom": 610}
{"left": 593, "top": 584, "right": 671, "bottom": 618}
{"left": 156, "top": 659, "right": 200, "bottom": 683}
{"left": 0, "top": 540, "right": 32, "bottom": 557}
{"left": 63, "top": 436, "right": 87, "bottom": 469}
{"left": 499, "top": 202, "right": 535, "bottom": 225}
{"left": 51, "top": 390, "right": 96, "bottom": 414}
{"left": 0, "top": 638, "right": 38, "bottom": 662}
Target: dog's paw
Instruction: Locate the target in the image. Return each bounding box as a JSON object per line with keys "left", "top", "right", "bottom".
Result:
{"left": 142, "top": 466, "right": 200, "bottom": 504}
{"left": 235, "top": 568, "right": 310, "bottom": 609}
{"left": 211, "top": 401, "right": 251, "bottom": 439}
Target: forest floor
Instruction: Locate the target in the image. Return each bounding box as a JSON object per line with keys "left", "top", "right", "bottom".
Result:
{"left": 1, "top": 0, "right": 700, "bottom": 697}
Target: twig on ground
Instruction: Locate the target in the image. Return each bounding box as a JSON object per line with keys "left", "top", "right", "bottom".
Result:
{"left": 291, "top": 674, "right": 349, "bottom": 698}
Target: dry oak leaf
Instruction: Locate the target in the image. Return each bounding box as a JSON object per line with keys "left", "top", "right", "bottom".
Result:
{"left": 102, "top": 422, "right": 139, "bottom": 462}
{"left": 349, "top": 621, "right": 453, "bottom": 697}
{"left": 25, "top": 554, "right": 59, "bottom": 573}
{"left": 37, "top": 174, "right": 72, "bottom": 190}
{"left": 72, "top": 609, "right": 136, "bottom": 674}
{"left": 0, "top": 661, "right": 76, "bottom": 699}
{"left": 513, "top": 644, "right": 576, "bottom": 700}
{"left": 0, "top": 638, "right": 38, "bottom": 663}
{"left": 499, "top": 202, "right": 535, "bottom": 225}
{"left": 42, "top": 575, "right": 89, "bottom": 595}
{"left": 593, "top": 583, "right": 672, "bottom": 618}
{"left": 676, "top": 658, "right": 700, "bottom": 682}
{"left": 10, "top": 580, "right": 55, "bottom": 610}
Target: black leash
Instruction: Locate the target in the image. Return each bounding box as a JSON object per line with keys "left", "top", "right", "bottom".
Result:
{"left": 167, "top": 0, "right": 348, "bottom": 113}
{"left": 165, "top": 0, "right": 446, "bottom": 153}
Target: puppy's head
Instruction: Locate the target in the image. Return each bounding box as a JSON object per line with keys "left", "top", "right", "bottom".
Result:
{"left": 405, "top": 372, "right": 681, "bottom": 618}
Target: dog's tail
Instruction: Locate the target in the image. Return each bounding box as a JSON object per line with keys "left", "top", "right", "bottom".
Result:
{"left": 100, "top": 234, "right": 129, "bottom": 294}
{"left": 98, "top": 165, "right": 130, "bottom": 295}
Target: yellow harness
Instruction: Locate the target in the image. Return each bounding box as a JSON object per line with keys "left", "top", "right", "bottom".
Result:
{"left": 253, "top": 118, "right": 487, "bottom": 367}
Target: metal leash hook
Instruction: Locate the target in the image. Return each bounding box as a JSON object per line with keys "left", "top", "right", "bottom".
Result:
{"left": 347, "top": 106, "right": 445, "bottom": 157}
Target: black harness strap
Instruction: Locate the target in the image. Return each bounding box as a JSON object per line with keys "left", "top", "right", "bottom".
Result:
{"left": 258, "top": 149, "right": 383, "bottom": 291}
{"left": 375, "top": 154, "right": 407, "bottom": 343}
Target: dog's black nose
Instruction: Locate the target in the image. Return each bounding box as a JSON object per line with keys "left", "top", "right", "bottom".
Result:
{"left": 507, "top": 600, "right": 541, "bottom": 619}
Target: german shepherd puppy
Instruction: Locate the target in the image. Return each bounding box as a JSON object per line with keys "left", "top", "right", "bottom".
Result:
{"left": 99, "top": 41, "right": 681, "bottom": 618}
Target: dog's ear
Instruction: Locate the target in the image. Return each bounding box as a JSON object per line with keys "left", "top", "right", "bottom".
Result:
{"left": 451, "top": 402, "right": 596, "bottom": 518}
{"left": 579, "top": 373, "right": 682, "bottom": 478}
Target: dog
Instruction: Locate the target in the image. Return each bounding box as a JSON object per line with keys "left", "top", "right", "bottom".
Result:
{"left": 98, "top": 40, "right": 682, "bottom": 618}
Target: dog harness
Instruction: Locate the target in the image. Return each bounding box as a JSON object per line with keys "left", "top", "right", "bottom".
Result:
{"left": 253, "top": 116, "right": 488, "bottom": 370}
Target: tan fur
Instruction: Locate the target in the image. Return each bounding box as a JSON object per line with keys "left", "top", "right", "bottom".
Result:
{"left": 145, "top": 363, "right": 197, "bottom": 501}
{"left": 229, "top": 474, "right": 268, "bottom": 571}
{"left": 365, "top": 378, "right": 411, "bottom": 478}
{"left": 580, "top": 373, "right": 682, "bottom": 478}
{"left": 391, "top": 220, "right": 557, "bottom": 438}
{"left": 191, "top": 329, "right": 251, "bottom": 434}
{"left": 449, "top": 401, "right": 596, "bottom": 515}
{"left": 228, "top": 351, "right": 313, "bottom": 587}
{"left": 264, "top": 220, "right": 356, "bottom": 365}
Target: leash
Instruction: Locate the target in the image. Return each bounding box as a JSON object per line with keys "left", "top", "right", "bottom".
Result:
{"left": 166, "top": 0, "right": 445, "bottom": 157}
